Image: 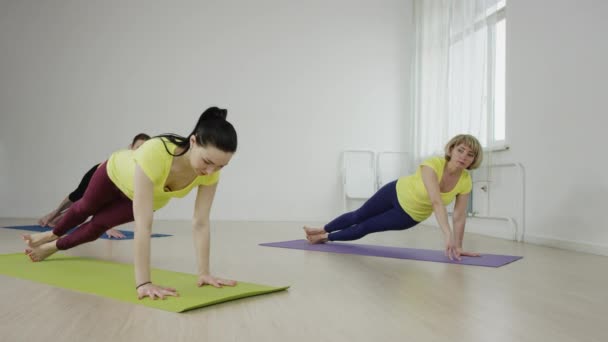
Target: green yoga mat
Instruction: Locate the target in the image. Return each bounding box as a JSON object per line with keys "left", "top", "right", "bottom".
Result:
{"left": 0, "top": 253, "right": 288, "bottom": 312}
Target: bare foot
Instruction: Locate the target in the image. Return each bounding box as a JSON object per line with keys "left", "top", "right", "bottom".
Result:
{"left": 22, "top": 231, "right": 58, "bottom": 248}
{"left": 25, "top": 241, "right": 59, "bottom": 262}
{"left": 303, "top": 226, "right": 326, "bottom": 236}
{"left": 307, "top": 233, "right": 329, "bottom": 244}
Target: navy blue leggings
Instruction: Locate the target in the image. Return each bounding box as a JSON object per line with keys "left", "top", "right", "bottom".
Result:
{"left": 326, "top": 180, "right": 419, "bottom": 241}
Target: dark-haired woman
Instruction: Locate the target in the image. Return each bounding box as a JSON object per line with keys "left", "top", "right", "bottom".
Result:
{"left": 23, "top": 107, "right": 238, "bottom": 300}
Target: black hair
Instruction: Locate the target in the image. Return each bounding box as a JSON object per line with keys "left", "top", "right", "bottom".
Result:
{"left": 156, "top": 107, "right": 238, "bottom": 156}
{"left": 131, "top": 133, "right": 151, "bottom": 146}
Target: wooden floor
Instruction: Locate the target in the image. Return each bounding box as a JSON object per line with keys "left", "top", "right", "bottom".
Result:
{"left": 0, "top": 218, "right": 606, "bottom": 342}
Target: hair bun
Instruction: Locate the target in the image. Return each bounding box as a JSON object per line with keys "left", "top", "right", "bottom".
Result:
{"left": 201, "top": 107, "right": 228, "bottom": 120}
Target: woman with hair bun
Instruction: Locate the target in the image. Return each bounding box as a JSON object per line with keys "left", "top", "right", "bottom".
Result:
{"left": 24, "top": 107, "right": 238, "bottom": 300}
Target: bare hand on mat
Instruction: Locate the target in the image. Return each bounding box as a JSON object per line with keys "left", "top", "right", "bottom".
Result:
{"left": 197, "top": 274, "right": 237, "bottom": 288}
{"left": 105, "top": 229, "right": 126, "bottom": 239}
{"left": 444, "top": 238, "right": 461, "bottom": 261}
{"left": 137, "top": 283, "right": 179, "bottom": 300}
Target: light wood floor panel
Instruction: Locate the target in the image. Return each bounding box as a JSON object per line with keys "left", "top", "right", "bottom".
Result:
{"left": 0, "top": 218, "right": 606, "bottom": 342}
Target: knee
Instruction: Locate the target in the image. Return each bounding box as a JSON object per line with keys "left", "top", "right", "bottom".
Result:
{"left": 350, "top": 210, "right": 364, "bottom": 223}
{"left": 69, "top": 201, "right": 94, "bottom": 217}
{"left": 349, "top": 224, "right": 369, "bottom": 238}
{"left": 87, "top": 221, "right": 110, "bottom": 235}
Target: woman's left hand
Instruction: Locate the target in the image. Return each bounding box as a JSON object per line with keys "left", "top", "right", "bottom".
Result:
{"left": 197, "top": 274, "right": 237, "bottom": 288}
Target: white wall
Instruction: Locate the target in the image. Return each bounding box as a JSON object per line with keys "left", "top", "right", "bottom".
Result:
{"left": 448, "top": 0, "right": 608, "bottom": 255}
{"left": 0, "top": 0, "right": 414, "bottom": 221}
{"left": 508, "top": 0, "right": 608, "bottom": 253}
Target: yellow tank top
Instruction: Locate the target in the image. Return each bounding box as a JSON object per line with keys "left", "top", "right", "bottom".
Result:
{"left": 395, "top": 156, "right": 472, "bottom": 222}
{"left": 107, "top": 138, "right": 220, "bottom": 210}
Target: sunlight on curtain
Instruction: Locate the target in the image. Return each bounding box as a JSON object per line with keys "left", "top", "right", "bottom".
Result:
{"left": 411, "top": 0, "right": 505, "bottom": 161}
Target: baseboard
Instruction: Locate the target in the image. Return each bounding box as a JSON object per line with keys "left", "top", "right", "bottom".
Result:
{"left": 525, "top": 234, "right": 608, "bottom": 257}
{"left": 422, "top": 217, "right": 608, "bottom": 256}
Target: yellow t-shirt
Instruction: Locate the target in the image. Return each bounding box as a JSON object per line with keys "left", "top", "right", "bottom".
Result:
{"left": 107, "top": 138, "right": 220, "bottom": 210}
{"left": 395, "top": 156, "right": 472, "bottom": 222}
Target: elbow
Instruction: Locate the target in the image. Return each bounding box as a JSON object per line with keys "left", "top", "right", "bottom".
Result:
{"left": 430, "top": 199, "right": 444, "bottom": 209}
{"left": 453, "top": 214, "right": 466, "bottom": 225}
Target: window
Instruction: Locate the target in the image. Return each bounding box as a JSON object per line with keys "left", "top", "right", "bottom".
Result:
{"left": 493, "top": 10, "right": 506, "bottom": 143}
{"left": 412, "top": 0, "right": 507, "bottom": 158}
{"left": 449, "top": 0, "right": 506, "bottom": 148}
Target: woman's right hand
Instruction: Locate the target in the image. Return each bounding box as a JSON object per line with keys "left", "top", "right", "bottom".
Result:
{"left": 136, "top": 283, "right": 179, "bottom": 300}
{"left": 444, "top": 236, "right": 461, "bottom": 261}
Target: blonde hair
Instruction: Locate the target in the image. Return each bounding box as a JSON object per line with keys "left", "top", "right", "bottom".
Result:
{"left": 444, "top": 134, "right": 483, "bottom": 170}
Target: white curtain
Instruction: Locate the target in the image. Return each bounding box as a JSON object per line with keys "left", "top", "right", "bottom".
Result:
{"left": 411, "top": 0, "right": 502, "bottom": 161}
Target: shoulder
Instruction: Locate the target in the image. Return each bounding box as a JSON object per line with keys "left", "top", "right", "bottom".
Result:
{"left": 133, "top": 138, "right": 173, "bottom": 183}
{"left": 135, "top": 138, "right": 174, "bottom": 158}
{"left": 144, "top": 137, "right": 169, "bottom": 150}
{"left": 421, "top": 156, "right": 445, "bottom": 172}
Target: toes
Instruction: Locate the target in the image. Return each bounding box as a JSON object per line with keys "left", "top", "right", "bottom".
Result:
{"left": 25, "top": 249, "right": 40, "bottom": 261}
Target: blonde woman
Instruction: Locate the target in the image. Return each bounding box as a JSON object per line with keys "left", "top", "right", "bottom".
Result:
{"left": 304, "top": 134, "right": 483, "bottom": 261}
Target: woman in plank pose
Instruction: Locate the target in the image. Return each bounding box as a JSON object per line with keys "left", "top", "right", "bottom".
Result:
{"left": 304, "top": 134, "right": 483, "bottom": 261}
{"left": 24, "top": 107, "right": 237, "bottom": 299}
{"left": 38, "top": 133, "right": 151, "bottom": 238}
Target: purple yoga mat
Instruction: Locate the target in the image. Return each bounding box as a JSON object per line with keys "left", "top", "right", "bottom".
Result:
{"left": 260, "top": 239, "right": 522, "bottom": 267}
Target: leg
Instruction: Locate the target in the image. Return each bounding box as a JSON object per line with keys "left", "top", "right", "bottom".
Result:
{"left": 53, "top": 162, "right": 117, "bottom": 236}
{"left": 38, "top": 196, "right": 72, "bottom": 227}
{"left": 326, "top": 208, "right": 418, "bottom": 241}
{"left": 304, "top": 181, "right": 399, "bottom": 239}
{"left": 55, "top": 197, "right": 134, "bottom": 250}
{"left": 307, "top": 179, "right": 418, "bottom": 243}
{"left": 67, "top": 164, "right": 99, "bottom": 202}
{"left": 326, "top": 181, "right": 399, "bottom": 232}
{"left": 37, "top": 164, "right": 96, "bottom": 227}
{"left": 47, "top": 211, "right": 66, "bottom": 228}
{"left": 24, "top": 162, "right": 117, "bottom": 248}
{"left": 26, "top": 197, "right": 133, "bottom": 261}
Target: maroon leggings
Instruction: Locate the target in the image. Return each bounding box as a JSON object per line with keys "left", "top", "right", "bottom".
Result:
{"left": 52, "top": 161, "right": 134, "bottom": 250}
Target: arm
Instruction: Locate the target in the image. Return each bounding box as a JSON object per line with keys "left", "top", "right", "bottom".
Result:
{"left": 192, "top": 183, "right": 236, "bottom": 287}
{"left": 133, "top": 165, "right": 177, "bottom": 299}
{"left": 192, "top": 183, "right": 216, "bottom": 276}
{"left": 39, "top": 197, "right": 73, "bottom": 226}
{"left": 133, "top": 165, "right": 154, "bottom": 287}
{"left": 452, "top": 193, "right": 469, "bottom": 247}
{"left": 420, "top": 166, "right": 459, "bottom": 260}
{"left": 421, "top": 166, "right": 452, "bottom": 240}
{"left": 55, "top": 197, "right": 74, "bottom": 214}
{"left": 452, "top": 193, "right": 480, "bottom": 256}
